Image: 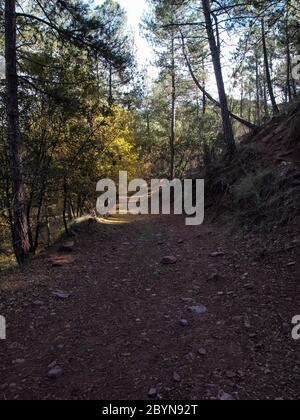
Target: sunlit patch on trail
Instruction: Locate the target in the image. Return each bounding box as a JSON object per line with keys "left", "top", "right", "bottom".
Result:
{"left": 97, "top": 215, "right": 137, "bottom": 225}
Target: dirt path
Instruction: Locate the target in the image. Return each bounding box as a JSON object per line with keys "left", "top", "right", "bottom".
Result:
{"left": 0, "top": 215, "right": 300, "bottom": 400}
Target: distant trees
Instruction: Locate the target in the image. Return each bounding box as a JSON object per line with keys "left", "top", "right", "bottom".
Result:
{"left": 144, "top": 0, "right": 186, "bottom": 179}
{"left": 144, "top": 0, "right": 300, "bottom": 172}
{"left": 225, "top": 0, "right": 299, "bottom": 119}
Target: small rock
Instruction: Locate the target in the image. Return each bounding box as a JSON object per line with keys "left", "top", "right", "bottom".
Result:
{"left": 173, "top": 372, "right": 181, "bottom": 382}
{"left": 177, "top": 239, "right": 184, "bottom": 244}
{"left": 148, "top": 388, "right": 157, "bottom": 398}
{"left": 180, "top": 319, "right": 189, "bottom": 327}
{"left": 218, "top": 391, "right": 235, "bottom": 401}
{"left": 210, "top": 251, "right": 225, "bottom": 257}
{"left": 53, "top": 290, "right": 70, "bottom": 300}
{"left": 161, "top": 256, "right": 177, "bottom": 265}
{"left": 47, "top": 361, "right": 58, "bottom": 369}
{"left": 33, "top": 300, "right": 45, "bottom": 306}
{"left": 287, "top": 261, "right": 296, "bottom": 267}
{"left": 47, "top": 365, "right": 63, "bottom": 379}
{"left": 186, "top": 352, "right": 195, "bottom": 361}
{"left": 191, "top": 305, "right": 207, "bottom": 315}
{"left": 198, "top": 348, "right": 207, "bottom": 356}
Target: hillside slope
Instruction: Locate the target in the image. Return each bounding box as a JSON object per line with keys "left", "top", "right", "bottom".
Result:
{"left": 204, "top": 101, "right": 300, "bottom": 230}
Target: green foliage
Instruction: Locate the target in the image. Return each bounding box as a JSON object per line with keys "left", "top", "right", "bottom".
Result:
{"left": 0, "top": 0, "right": 141, "bottom": 261}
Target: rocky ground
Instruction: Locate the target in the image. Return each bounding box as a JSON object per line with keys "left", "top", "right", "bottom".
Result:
{"left": 0, "top": 215, "right": 300, "bottom": 400}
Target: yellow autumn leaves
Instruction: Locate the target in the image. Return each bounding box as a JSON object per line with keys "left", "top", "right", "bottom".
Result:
{"left": 95, "top": 105, "right": 145, "bottom": 182}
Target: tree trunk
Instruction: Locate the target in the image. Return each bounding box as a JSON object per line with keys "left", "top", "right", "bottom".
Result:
{"left": 202, "top": 0, "right": 236, "bottom": 157}
{"left": 263, "top": 79, "right": 269, "bottom": 120}
{"left": 261, "top": 19, "right": 279, "bottom": 115}
{"left": 286, "top": 43, "right": 292, "bottom": 102}
{"left": 169, "top": 29, "right": 176, "bottom": 180}
{"left": 146, "top": 110, "right": 151, "bottom": 140}
{"left": 63, "top": 178, "right": 69, "bottom": 235}
{"left": 33, "top": 184, "right": 46, "bottom": 253}
{"left": 285, "top": 5, "right": 293, "bottom": 103}
{"left": 255, "top": 51, "right": 261, "bottom": 124}
{"left": 108, "top": 63, "right": 113, "bottom": 104}
{"left": 248, "top": 91, "right": 252, "bottom": 123}
{"left": 211, "top": 11, "right": 220, "bottom": 56}
{"left": 202, "top": 56, "right": 206, "bottom": 114}
{"left": 46, "top": 217, "right": 51, "bottom": 247}
{"left": 5, "top": 0, "right": 30, "bottom": 264}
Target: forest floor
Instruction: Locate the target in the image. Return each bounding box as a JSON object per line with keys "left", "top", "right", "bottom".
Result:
{"left": 0, "top": 214, "right": 300, "bottom": 400}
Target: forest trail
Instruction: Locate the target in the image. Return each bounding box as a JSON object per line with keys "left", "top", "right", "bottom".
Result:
{"left": 0, "top": 215, "right": 300, "bottom": 400}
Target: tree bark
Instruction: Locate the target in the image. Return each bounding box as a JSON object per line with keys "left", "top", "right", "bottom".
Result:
{"left": 285, "top": 4, "right": 293, "bottom": 103}
{"left": 261, "top": 19, "right": 279, "bottom": 115}
{"left": 5, "top": 0, "right": 30, "bottom": 264}
{"left": 169, "top": 28, "right": 176, "bottom": 180}
{"left": 202, "top": 0, "right": 236, "bottom": 157}
{"left": 63, "top": 178, "right": 69, "bottom": 235}
{"left": 108, "top": 63, "right": 113, "bottom": 104}
{"left": 255, "top": 51, "right": 261, "bottom": 124}
{"left": 202, "top": 56, "right": 206, "bottom": 114}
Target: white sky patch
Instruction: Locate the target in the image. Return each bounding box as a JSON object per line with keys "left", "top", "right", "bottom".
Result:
{"left": 117, "top": 0, "right": 154, "bottom": 65}
{"left": 95, "top": 0, "right": 238, "bottom": 96}
{"left": 117, "top": 0, "right": 158, "bottom": 82}
{"left": 95, "top": 0, "right": 157, "bottom": 80}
